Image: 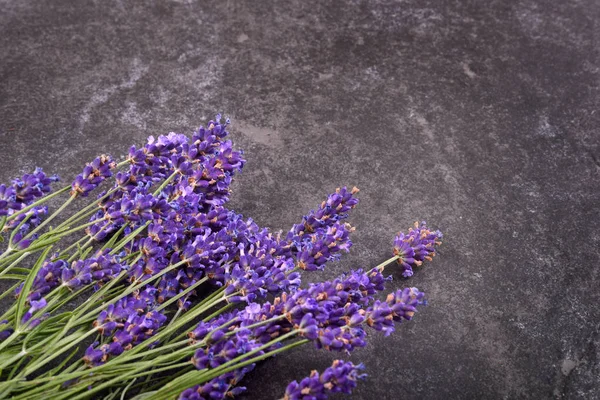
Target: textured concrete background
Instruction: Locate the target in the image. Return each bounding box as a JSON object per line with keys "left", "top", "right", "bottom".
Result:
{"left": 1, "top": 1, "right": 599, "bottom": 399}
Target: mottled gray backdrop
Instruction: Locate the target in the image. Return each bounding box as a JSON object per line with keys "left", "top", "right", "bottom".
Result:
{"left": 1, "top": 1, "right": 599, "bottom": 399}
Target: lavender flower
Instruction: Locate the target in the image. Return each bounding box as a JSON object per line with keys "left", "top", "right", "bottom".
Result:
{"left": 294, "top": 222, "right": 354, "bottom": 271}
{"left": 365, "top": 287, "right": 426, "bottom": 336}
{"left": 85, "top": 118, "right": 245, "bottom": 247}
{"left": 393, "top": 221, "right": 443, "bottom": 277}
{"left": 384, "top": 287, "right": 426, "bottom": 322}
{"left": 0, "top": 115, "right": 444, "bottom": 400}
{"left": 0, "top": 184, "right": 17, "bottom": 216}
{"left": 16, "top": 252, "right": 125, "bottom": 333}
{"left": 183, "top": 266, "right": 392, "bottom": 393}
{"left": 178, "top": 265, "right": 423, "bottom": 399}
{"left": 0, "top": 168, "right": 59, "bottom": 218}
{"left": 179, "top": 370, "right": 249, "bottom": 400}
{"left": 2, "top": 205, "right": 48, "bottom": 249}
{"left": 71, "top": 154, "right": 116, "bottom": 197}
{"left": 288, "top": 187, "right": 360, "bottom": 237}
{"left": 87, "top": 287, "right": 168, "bottom": 365}
{"left": 83, "top": 341, "right": 125, "bottom": 366}
{"left": 283, "top": 360, "right": 366, "bottom": 400}
{"left": 12, "top": 168, "right": 59, "bottom": 204}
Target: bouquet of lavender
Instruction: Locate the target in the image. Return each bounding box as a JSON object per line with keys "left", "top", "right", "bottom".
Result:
{"left": 0, "top": 116, "right": 442, "bottom": 400}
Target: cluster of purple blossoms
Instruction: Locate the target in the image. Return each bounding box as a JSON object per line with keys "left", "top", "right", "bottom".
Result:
{"left": 4, "top": 206, "right": 48, "bottom": 249}
{"left": 286, "top": 187, "right": 360, "bottom": 238}
{"left": 14, "top": 251, "right": 125, "bottom": 329}
{"left": 179, "top": 365, "right": 248, "bottom": 400}
{"left": 84, "top": 287, "right": 167, "bottom": 366}
{"left": 77, "top": 118, "right": 360, "bottom": 364}
{"left": 0, "top": 167, "right": 59, "bottom": 217}
{"left": 286, "top": 269, "right": 392, "bottom": 352}
{"left": 71, "top": 155, "right": 116, "bottom": 197}
{"left": 393, "top": 221, "right": 443, "bottom": 277}
{"left": 88, "top": 200, "right": 356, "bottom": 365}
{"left": 365, "top": 287, "right": 426, "bottom": 336}
{"left": 3, "top": 117, "right": 240, "bottom": 342}
{"left": 84, "top": 117, "right": 244, "bottom": 242}
{"left": 281, "top": 187, "right": 359, "bottom": 261}
{"left": 0, "top": 168, "right": 59, "bottom": 248}
{"left": 292, "top": 222, "right": 354, "bottom": 272}
{"left": 283, "top": 360, "right": 366, "bottom": 400}
{"left": 179, "top": 218, "right": 444, "bottom": 400}
{"left": 183, "top": 311, "right": 266, "bottom": 400}
{"left": 178, "top": 264, "right": 427, "bottom": 399}
{"left": 0, "top": 115, "right": 443, "bottom": 400}
{"left": 21, "top": 251, "right": 124, "bottom": 299}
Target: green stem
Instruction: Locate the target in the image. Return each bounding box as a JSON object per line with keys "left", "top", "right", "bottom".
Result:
{"left": 66, "top": 237, "right": 95, "bottom": 263}
{"left": 14, "top": 247, "right": 53, "bottom": 331}
{"left": 6, "top": 186, "right": 71, "bottom": 222}
{"left": 168, "top": 288, "right": 231, "bottom": 343}
{"left": 205, "top": 339, "right": 309, "bottom": 382}
{"left": 58, "top": 236, "right": 89, "bottom": 257}
{"left": 101, "top": 224, "right": 127, "bottom": 251}
{"left": 152, "top": 171, "right": 179, "bottom": 196}
{"left": 201, "top": 303, "right": 234, "bottom": 323}
{"left": 119, "top": 378, "right": 137, "bottom": 400}
{"left": 23, "top": 196, "right": 76, "bottom": 241}
{"left": 20, "top": 327, "right": 97, "bottom": 377}
{"left": 155, "top": 277, "right": 208, "bottom": 312}
{"left": 52, "top": 189, "right": 115, "bottom": 233}
{"left": 109, "top": 221, "right": 150, "bottom": 255}
{"left": 0, "top": 233, "right": 60, "bottom": 269}
{"left": 372, "top": 255, "right": 400, "bottom": 272}
{"left": 8, "top": 339, "right": 190, "bottom": 391}
{"left": 0, "top": 252, "right": 31, "bottom": 278}
{"left": 55, "top": 206, "right": 101, "bottom": 234}
{"left": 127, "top": 361, "right": 190, "bottom": 380}
{"left": 50, "top": 217, "right": 107, "bottom": 241}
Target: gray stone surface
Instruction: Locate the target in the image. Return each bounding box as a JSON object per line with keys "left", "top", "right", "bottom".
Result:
{"left": 1, "top": 0, "right": 599, "bottom": 399}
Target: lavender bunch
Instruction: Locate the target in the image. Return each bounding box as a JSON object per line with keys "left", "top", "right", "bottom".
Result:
{"left": 0, "top": 116, "right": 443, "bottom": 400}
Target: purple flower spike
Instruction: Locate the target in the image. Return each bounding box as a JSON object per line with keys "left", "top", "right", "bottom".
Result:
{"left": 393, "top": 221, "right": 443, "bottom": 277}
{"left": 0, "top": 184, "right": 17, "bottom": 216}
{"left": 385, "top": 287, "right": 426, "bottom": 322}
{"left": 179, "top": 373, "right": 249, "bottom": 400}
{"left": 12, "top": 167, "right": 59, "bottom": 204}
{"left": 283, "top": 360, "right": 366, "bottom": 400}
{"left": 71, "top": 154, "right": 116, "bottom": 197}
{"left": 284, "top": 187, "right": 359, "bottom": 255}
{"left": 295, "top": 186, "right": 359, "bottom": 232}
{"left": 0, "top": 168, "right": 59, "bottom": 217}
